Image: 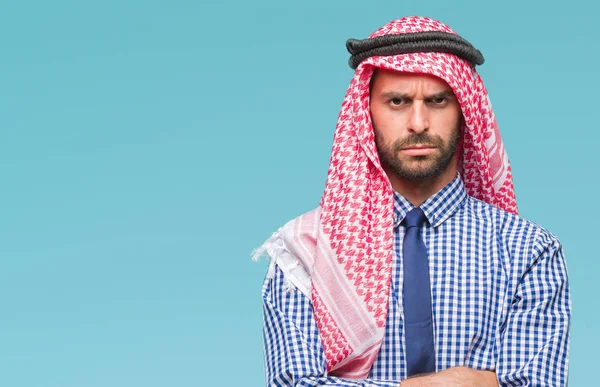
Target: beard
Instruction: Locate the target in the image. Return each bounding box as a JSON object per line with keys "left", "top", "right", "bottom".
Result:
{"left": 374, "top": 126, "right": 461, "bottom": 181}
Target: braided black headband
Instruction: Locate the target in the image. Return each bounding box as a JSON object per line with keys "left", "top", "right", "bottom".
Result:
{"left": 346, "top": 31, "right": 485, "bottom": 70}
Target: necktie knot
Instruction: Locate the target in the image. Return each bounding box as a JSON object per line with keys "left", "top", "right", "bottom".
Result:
{"left": 405, "top": 207, "right": 426, "bottom": 229}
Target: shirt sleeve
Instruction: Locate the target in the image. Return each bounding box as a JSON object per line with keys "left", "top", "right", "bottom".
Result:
{"left": 262, "top": 262, "right": 400, "bottom": 387}
{"left": 496, "top": 232, "right": 571, "bottom": 386}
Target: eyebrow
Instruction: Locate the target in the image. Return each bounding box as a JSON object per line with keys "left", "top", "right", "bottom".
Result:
{"left": 425, "top": 90, "right": 455, "bottom": 101}
{"left": 380, "top": 90, "right": 455, "bottom": 100}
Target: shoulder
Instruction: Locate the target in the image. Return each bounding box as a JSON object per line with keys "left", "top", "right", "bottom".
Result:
{"left": 253, "top": 207, "right": 321, "bottom": 298}
{"left": 465, "top": 195, "right": 559, "bottom": 240}
{"left": 463, "top": 196, "right": 563, "bottom": 265}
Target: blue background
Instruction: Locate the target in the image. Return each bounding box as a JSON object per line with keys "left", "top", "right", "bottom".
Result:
{"left": 1, "top": 1, "right": 596, "bottom": 385}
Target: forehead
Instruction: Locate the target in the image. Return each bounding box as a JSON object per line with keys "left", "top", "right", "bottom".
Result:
{"left": 371, "top": 68, "right": 452, "bottom": 93}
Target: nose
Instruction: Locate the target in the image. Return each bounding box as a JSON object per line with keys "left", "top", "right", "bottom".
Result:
{"left": 407, "top": 101, "right": 429, "bottom": 134}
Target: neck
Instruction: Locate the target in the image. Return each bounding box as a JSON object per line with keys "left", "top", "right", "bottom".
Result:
{"left": 385, "top": 160, "right": 458, "bottom": 207}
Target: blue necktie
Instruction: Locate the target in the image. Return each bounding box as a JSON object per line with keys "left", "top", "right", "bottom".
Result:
{"left": 402, "top": 207, "right": 435, "bottom": 376}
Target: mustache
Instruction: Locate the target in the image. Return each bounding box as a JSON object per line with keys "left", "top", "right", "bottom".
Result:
{"left": 393, "top": 133, "right": 444, "bottom": 151}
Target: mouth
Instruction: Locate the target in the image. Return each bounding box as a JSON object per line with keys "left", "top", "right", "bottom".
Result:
{"left": 402, "top": 145, "right": 436, "bottom": 149}
{"left": 400, "top": 145, "right": 438, "bottom": 156}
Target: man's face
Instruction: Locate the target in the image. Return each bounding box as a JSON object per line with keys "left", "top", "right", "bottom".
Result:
{"left": 370, "top": 69, "right": 462, "bottom": 181}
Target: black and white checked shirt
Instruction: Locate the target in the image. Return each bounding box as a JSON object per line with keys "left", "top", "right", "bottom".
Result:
{"left": 262, "top": 175, "right": 571, "bottom": 386}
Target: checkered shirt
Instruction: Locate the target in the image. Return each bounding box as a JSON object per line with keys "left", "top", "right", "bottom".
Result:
{"left": 262, "top": 175, "right": 571, "bottom": 386}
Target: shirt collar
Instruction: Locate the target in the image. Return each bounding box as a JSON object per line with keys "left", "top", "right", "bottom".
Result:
{"left": 393, "top": 174, "right": 468, "bottom": 228}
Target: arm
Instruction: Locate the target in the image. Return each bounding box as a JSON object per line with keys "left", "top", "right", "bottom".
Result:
{"left": 263, "top": 264, "right": 504, "bottom": 387}
{"left": 495, "top": 233, "right": 571, "bottom": 386}
{"left": 400, "top": 367, "right": 498, "bottom": 386}
{"left": 262, "top": 262, "right": 400, "bottom": 387}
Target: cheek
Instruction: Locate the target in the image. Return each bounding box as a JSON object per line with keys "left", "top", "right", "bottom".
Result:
{"left": 434, "top": 108, "right": 462, "bottom": 137}
{"left": 371, "top": 104, "right": 402, "bottom": 136}
{"left": 370, "top": 103, "right": 384, "bottom": 129}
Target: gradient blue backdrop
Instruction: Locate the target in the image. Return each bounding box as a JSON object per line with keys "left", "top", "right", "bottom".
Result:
{"left": 1, "top": 1, "right": 596, "bottom": 386}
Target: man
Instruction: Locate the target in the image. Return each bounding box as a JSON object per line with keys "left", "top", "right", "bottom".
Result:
{"left": 253, "top": 16, "right": 570, "bottom": 386}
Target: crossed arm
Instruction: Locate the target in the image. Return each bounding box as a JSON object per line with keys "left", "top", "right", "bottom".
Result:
{"left": 399, "top": 367, "right": 497, "bottom": 386}
{"left": 263, "top": 265, "right": 499, "bottom": 387}
{"left": 262, "top": 236, "right": 570, "bottom": 387}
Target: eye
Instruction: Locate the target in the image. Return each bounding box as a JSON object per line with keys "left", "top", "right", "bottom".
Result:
{"left": 426, "top": 95, "right": 452, "bottom": 107}
{"left": 389, "top": 98, "right": 406, "bottom": 107}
